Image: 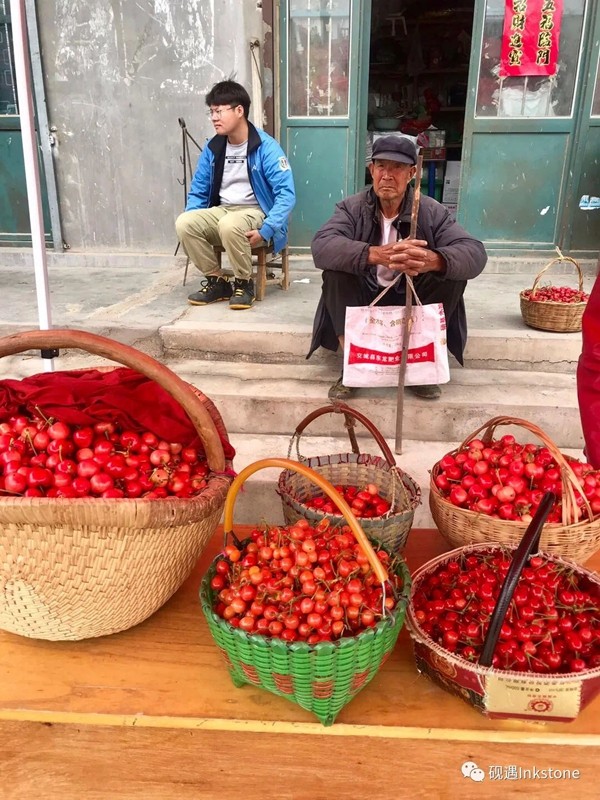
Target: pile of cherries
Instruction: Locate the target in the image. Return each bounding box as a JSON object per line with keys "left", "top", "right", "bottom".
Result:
{"left": 522, "top": 286, "right": 589, "bottom": 304}
{"left": 411, "top": 548, "right": 600, "bottom": 673}
{"left": 433, "top": 434, "right": 600, "bottom": 523}
{"left": 211, "top": 518, "right": 404, "bottom": 643}
{"left": 0, "top": 412, "right": 210, "bottom": 499}
{"left": 301, "top": 482, "right": 392, "bottom": 519}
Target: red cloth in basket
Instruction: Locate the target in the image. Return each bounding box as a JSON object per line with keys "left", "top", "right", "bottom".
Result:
{"left": 0, "top": 367, "right": 235, "bottom": 461}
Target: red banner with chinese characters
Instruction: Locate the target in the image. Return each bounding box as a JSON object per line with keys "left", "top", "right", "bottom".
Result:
{"left": 500, "top": 0, "right": 563, "bottom": 77}
{"left": 348, "top": 341, "right": 435, "bottom": 366}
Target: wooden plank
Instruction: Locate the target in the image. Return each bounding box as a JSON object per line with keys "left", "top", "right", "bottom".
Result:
{"left": 1, "top": 721, "right": 597, "bottom": 799}
{"left": 0, "top": 526, "right": 598, "bottom": 744}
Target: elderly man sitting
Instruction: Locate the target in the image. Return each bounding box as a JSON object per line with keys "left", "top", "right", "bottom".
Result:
{"left": 307, "top": 135, "right": 487, "bottom": 399}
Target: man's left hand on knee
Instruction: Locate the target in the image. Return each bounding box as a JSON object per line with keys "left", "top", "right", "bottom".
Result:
{"left": 245, "top": 230, "right": 265, "bottom": 247}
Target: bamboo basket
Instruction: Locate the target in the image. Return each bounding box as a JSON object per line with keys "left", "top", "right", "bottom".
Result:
{"left": 200, "top": 458, "right": 411, "bottom": 726}
{"left": 429, "top": 415, "right": 600, "bottom": 563}
{"left": 278, "top": 403, "right": 421, "bottom": 553}
{"left": 0, "top": 329, "right": 233, "bottom": 641}
{"left": 406, "top": 496, "right": 600, "bottom": 722}
{"left": 520, "top": 250, "right": 587, "bottom": 332}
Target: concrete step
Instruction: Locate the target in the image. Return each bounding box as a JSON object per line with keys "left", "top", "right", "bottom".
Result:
{"left": 1, "top": 262, "right": 592, "bottom": 376}
{"left": 0, "top": 250, "right": 596, "bottom": 274}
{"left": 159, "top": 319, "right": 583, "bottom": 373}
{"left": 2, "top": 352, "right": 580, "bottom": 449}
{"left": 160, "top": 358, "right": 582, "bottom": 450}
{"left": 158, "top": 263, "right": 590, "bottom": 374}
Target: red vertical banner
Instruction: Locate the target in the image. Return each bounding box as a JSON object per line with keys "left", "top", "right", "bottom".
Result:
{"left": 500, "top": 0, "right": 564, "bottom": 77}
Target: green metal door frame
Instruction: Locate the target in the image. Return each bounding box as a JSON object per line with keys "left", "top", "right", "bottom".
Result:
{"left": 354, "top": 0, "right": 371, "bottom": 191}
{"left": 279, "top": 0, "right": 371, "bottom": 252}
{"left": 460, "top": 0, "right": 597, "bottom": 257}
{"left": 561, "top": 6, "right": 600, "bottom": 254}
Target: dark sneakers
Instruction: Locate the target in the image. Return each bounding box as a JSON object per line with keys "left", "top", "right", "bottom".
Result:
{"left": 229, "top": 278, "right": 255, "bottom": 310}
{"left": 407, "top": 384, "right": 442, "bottom": 400}
{"left": 188, "top": 276, "right": 232, "bottom": 305}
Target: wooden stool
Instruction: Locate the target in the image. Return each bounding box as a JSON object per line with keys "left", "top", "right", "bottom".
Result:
{"left": 212, "top": 244, "right": 290, "bottom": 301}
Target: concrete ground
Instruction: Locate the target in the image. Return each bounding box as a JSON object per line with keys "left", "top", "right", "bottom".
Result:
{"left": 0, "top": 251, "right": 596, "bottom": 343}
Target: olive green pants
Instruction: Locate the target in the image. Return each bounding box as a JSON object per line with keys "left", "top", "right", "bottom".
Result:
{"left": 175, "top": 205, "right": 266, "bottom": 281}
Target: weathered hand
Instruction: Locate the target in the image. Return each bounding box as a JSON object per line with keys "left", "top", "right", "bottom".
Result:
{"left": 389, "top": 239, "right": 444, "bottom": 277}
{"left": 367, "top": 243, "right": 398, "bottom": 268}
{"left": 245, "top": 230, "right": 264, "bottom": 248}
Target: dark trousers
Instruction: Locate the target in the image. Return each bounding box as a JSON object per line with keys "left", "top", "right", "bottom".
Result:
{"left": 309, "top": 270, "right": 468, "bottom": 365}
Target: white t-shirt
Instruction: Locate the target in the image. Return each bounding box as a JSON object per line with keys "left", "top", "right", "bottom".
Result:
{"left": 376, "top": 214, "right": 399, "bottom": 287}
{"left": 219, "top": 141, "right": 258, "bottom": 206}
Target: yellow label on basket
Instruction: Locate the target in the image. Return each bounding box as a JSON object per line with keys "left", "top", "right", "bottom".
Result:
{"left": 485, "top": 674, "right": 581, "bottom": 719}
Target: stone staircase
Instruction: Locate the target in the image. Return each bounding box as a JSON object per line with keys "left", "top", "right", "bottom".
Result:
{"left": 1, "top": 255, "right": 594, "bottom": 529}
{"left": 156, "top": 333, "right": 582, "bottom": 528}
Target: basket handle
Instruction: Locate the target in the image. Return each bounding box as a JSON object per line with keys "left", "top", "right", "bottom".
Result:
{"left": 288, "top": 402, "right": 397, "bottom": 468}
{"left": 0, "top": 329, "right": 226, "bottom": 473}
{"left": 459, "top": 415, "right": 592, "bottom": 527}
{"left": 529, "top": 247, "right": 583, "bottom": 296}
{"left": 223, "top": 457, "right": 388, "bottom": 584}
{"left": 479, "top": 491, "right": 555, "bottom": 667}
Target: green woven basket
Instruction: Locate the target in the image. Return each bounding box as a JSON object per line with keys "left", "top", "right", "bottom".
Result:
{"left": 199, "top": 457, "right": 411, "bottom": 726}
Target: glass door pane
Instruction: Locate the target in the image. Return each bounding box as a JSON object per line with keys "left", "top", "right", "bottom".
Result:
{"left": 476, "top": 0, "right": 586, "bottom": 118}
{"left": 288, "top": 0, "right": 351, "bottom": 117}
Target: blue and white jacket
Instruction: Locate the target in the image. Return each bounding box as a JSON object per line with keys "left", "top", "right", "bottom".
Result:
{"left": 186, "top": 122, "right": 296, "bottom": 255}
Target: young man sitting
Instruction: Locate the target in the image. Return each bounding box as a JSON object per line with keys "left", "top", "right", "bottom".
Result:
{"left": 176, "top": 80, "right": 296, "bottom": 310}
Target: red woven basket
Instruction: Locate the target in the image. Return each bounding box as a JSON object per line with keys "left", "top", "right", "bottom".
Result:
{"left": 406, "top": 496, "right": 600, "bottom": 722}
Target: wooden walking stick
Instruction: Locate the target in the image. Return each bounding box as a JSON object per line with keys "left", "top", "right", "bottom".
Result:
{"left": 394, "top": 154, "right": 423, "bottom": 454}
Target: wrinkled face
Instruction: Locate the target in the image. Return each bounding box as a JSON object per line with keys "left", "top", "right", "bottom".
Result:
{"left": 207, "top": 103, "right": 246, "bottom": 136}
{"left": 369, "top": 159, "right": 416, "bottom": 208}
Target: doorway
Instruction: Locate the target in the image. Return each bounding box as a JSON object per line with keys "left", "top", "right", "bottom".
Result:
{"left": 277, "top": 0, "right": 475, "bottom": 250}
{"left": 365, "top": 1, "right": 475, "bottom": 211}
{"left": 277, "top": 1, "right": 599, "bottom": 254}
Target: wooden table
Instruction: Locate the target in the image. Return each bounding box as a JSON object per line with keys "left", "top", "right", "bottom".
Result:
{"left": 1, "top": 527, "right": 598, "bottom": 799}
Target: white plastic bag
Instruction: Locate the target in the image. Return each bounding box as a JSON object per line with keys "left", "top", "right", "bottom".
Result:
{"left": 343, "top": 301, "right": 450, "bottom": 388}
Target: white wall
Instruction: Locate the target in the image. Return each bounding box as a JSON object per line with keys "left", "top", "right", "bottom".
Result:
{"left": 38, "top": 0, "right": 267, "bottom": 251}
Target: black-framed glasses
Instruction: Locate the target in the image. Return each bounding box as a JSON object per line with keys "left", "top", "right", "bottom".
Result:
{"left": 206, "top": 105, "right": 237, "bottom": 119}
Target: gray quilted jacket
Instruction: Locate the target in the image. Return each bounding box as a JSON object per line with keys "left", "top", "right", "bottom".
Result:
{"left": 308, "top": 186, "right": 487, "bottom": 363}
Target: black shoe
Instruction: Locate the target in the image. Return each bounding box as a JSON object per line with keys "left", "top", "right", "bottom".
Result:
{"left": 229, "top": 278, "right": 255, "bottom": 310}
{"left": 188, "top": 276, "right": 232, "bottom": 305}
{"left": 328, "top": 375, "right": 356, "bottom": 400}
{"left": 407, "top": 384, "right": 441, "bottom": 400}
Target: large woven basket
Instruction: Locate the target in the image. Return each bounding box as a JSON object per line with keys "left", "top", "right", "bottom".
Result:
{"left": 278, "top": 403, "right": 421, "bottom": 553}
{"left": 0, "top": 329, "right": 233, "bottom": 640}
{"left": 520, "top": 250, "right": 587, "bottom": 332}
{"left": 429, "top": 415, "right": 600, "bottom": 563}
{"left": 200, "top": 457, "right": 411, "bottom": 726}
{"left": 407, "top": 497, "right": 600, "bottom": 722}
